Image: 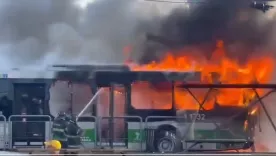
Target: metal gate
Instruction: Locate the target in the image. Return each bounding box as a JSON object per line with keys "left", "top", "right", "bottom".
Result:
{"left": 8, "top": 115, "right": 51, "bottom": 149}
{"left": 98, "top": 116, "right": 143, "bottom": 151}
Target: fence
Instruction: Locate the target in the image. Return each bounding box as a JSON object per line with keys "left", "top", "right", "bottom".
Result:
{"left": 0, "top": 115, "right": 144, "bottom": 150}
{"left": 145, "top": 115, "right": 250, "bottom": 139}
{"left": 0, "top": 114, "right": 252, "bottom": 152}
{"left": 0, "top": 115, "right": 6, "bottom": 149}
{"left": 76, "top": 115, "right": 97, "bottom": 148}
{"left": 8, "top": 115, "right": 52, "bottom": 149}
{"left": 98, "top": 116, "right": 143, "bottom": 151}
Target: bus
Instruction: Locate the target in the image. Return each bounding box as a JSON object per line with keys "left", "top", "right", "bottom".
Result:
{"left": 0, "top": 65, "right": 256, "bottom": 153}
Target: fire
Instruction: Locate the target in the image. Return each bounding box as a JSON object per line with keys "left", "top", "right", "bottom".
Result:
{"left": 124, "top": 40, "right": 274, "bottom": 110}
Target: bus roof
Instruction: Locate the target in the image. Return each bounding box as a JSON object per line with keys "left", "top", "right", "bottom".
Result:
{"left": 0, "top": 64, "right": 130, "bottom": 79}
{"left": 0, "top": 65, "right": 201, "bottom": 84}
{"left": 94, "top": 71, "right": 201, "bottom": 86}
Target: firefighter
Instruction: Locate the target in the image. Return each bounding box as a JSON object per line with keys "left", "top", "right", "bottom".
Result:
{"left": 65, "top": 114, "right": 83, "bottom": 148}
{"left": 44, "top": 140, "right": 62, "bottom": 156}
{"left": 52, "top": 112, "right": 83, "bottom": 155}
{"left": 62, "top": 114, "right": 83, "bottom": 156}
{"left": 52, "top": 112, "right": 69, "bottom": 148}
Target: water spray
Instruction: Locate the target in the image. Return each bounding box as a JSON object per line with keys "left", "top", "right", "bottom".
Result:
{"left": 77, "top": 87, "right": 104, "bottom": 117}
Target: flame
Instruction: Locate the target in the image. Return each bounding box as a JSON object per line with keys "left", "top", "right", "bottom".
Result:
{"left": 250, "top": 107, "right": 259, "bottom": 115}
{"left": 124, "top": 40, "right": 274, "bottom": 110}
{"left": 244, "top": 120, "right": 248, "bottom": 131}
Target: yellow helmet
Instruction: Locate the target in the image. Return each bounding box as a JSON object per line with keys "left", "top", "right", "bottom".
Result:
{"left": 44, "top": 140, "right": 62, "bottom": 150}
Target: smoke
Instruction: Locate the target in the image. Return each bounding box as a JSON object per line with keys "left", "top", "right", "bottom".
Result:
{"left": 0, "top": 0, "right": 155, "bottom": 69}
{"left": 2, "top": 0, "right": 276, "bottom": 151}
{"left": 4, "top": 0, "right": 267, "bottom": 67}
{"left": 134, "top": 0, "right": 276, "bottom": 63}
{"left": 0, "top": 0, "right": 275, "bottom": 68}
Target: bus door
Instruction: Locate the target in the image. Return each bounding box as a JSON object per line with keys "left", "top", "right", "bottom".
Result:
{"left": 97, "top": 84, "right": 127, "bottom": 148}
{"left": 12, "top": 83, "right": 46, "bottom": 148}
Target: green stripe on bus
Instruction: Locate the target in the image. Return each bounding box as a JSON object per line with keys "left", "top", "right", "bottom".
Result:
{"left": 127, "top": 129, "right": 243, "bottom": 143}
{"left": 195, "top": 130, "right": 216, "bottom": 139}
{"left": 128, "top": 129, "right": 145, "bottom": 143}
{"left": 81, "top": 129, "right": 96, "bottom": 142}
{"left": 195, "top": 130, "right": 246, "bottom": 139}
{"left": 79, "top": 129, "right": 244, "bottom": 143}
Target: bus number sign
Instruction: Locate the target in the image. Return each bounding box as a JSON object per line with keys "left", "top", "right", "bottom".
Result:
{"left": 184, "top": 113, "right": 205, "bottom": 121}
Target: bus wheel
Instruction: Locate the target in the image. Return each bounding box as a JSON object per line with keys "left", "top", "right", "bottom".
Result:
{"left": 155, "top": 130, "right": 182, "bottom": 153}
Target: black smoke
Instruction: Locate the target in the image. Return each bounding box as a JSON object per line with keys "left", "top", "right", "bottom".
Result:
{"left": 138, "top": 0, "right": 276, "bottom": 63}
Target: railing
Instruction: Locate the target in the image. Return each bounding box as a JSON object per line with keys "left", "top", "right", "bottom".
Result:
{"left": 76, "top": 115, "right": 97, "bottom": 148}
{"left": 145, "top": 115, "right": 250, "bottom": 151}
{"left": 98, "top": 116, "right": 143, "bottom": 151}
{"left": 8, "top": 115, "right": 52, "bottom": 149}
{"left": 0, "top": 115, "right": 6, "bottom": 149}
{"left": 0, "top": 115, "right": 252, "bottom": 153}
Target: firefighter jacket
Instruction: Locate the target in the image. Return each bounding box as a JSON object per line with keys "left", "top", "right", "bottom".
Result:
{"left": 65, "top": 121, "right": 83, "bottom": 148}
{"left": 52, "top": 118, "right": 68, "bottom": 142}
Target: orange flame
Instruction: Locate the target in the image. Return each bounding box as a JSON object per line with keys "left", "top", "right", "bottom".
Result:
{"left": 124, "top": 40, "right": 274, "bottom": 110}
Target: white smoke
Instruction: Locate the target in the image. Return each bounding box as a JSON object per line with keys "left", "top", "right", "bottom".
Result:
{"left": 255, "top": 68, "right": 276, "bottom": 152}
{"left": 0, "top": 0, "right": 190, "bottom": 69}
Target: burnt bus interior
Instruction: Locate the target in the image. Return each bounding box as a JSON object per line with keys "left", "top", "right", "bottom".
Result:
{"left": 94, "top": 70, "right": 251, "bottom": 119}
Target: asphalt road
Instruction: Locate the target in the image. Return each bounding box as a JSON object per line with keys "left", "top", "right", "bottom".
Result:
{"left": 7, "top": 148, "right": 276, "bottom": 155}
{"left": 7, "top": 151, "right": 276, "bottom": 156}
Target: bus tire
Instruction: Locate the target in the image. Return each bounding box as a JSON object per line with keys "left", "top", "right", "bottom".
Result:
{"left": 154, "top": 130, "right": 182, "bottom": 153}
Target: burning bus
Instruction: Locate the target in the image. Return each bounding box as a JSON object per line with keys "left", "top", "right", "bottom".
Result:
{"left": 0, "top": 41, "right": 274, "bottom": 153}
{"left": 0, "top": 64, "right": 271, "bottom": 153}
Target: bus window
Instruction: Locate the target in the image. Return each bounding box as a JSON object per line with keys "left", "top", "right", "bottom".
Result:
{"left": 71, "top": 83, "right": 93, "bottom": 115}
{"left": 131, "top": 82, "right": 172, "bottom": 110}
{"left": 49, "top": 81, "right": 93, "bottom": 117}
{"left": 97, "top": 86, "right": 126, "bottom": 144}
{"left": 0, "top": 96, "right": 12, "bottom": 119}
{"left": 13, "top": 83, "right": 46, "bottom": 115}
{"left": 174, "top": 87, "right": 215, "bottom": 110}
{"left": 97, "top": 87, "right": 126, "bottom": 117}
